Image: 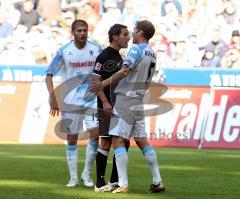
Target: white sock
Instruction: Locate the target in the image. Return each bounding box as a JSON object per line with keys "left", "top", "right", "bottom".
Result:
{"left": 142, "top": 145, "right": 162, "bottom": 185}
{"left": 82, "top": 140, "right": 98, "bottom": 175}
{"left": 66, "top": 145, "right": 78, "bottom": 180}
{"left": 114, "top": 146, "right": 128, "bottom": 188}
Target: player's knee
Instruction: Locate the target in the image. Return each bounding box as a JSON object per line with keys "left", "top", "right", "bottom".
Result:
{"left": 134, "top": 138, "right": 148, "bottom": 150}
{"left": 90, "top": 136, "right": 99, "bottom": 141}
{"left": 67, "top": 140, "right": 77, "bottom": 145}
{"left": 100, "top": 138, "right": 111, "bottom": 150}
{"left": 67, "top": 134, "right": 78, "bottom": 145}
{"left": 89, "top": 127, "right": 99, "bottom": 140}
{"left": 112, "top": 136, "right": 125, "bottom": 149}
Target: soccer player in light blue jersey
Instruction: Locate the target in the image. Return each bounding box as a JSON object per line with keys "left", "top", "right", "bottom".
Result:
{"left": 91, "top": 20, "right": 165, "bottom": 193}
{"left": 45, "top": 20, "right": 101, "bottom": 188}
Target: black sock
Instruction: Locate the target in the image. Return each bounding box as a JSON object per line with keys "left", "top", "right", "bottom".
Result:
{"left": 125, "top": 140, "right": 130, "bottom": 151}
{"left": 109, "top": 155, "right": 118, "bottom": 183}
{"left": 96, "top": 150, "right": 108, "bottom": 188}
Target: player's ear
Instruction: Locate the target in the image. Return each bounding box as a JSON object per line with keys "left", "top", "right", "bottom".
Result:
{"left": 112, "top": 35, "right": 118, "bottom": 41}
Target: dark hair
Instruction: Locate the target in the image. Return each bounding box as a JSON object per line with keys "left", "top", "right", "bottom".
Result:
{"left": 108, "top": 24, "right": 127, "bottom": 43}
{"left": 232, "top": 30, "right": 240, "bottom": 37}
{"left": 71, "top": 20, "right": 88, "bottom": 32}
{"left": 136, "top": 20, "right": 155, "bottom": 40}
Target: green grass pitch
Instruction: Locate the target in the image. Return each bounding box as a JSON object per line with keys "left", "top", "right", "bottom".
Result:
{"left": 0, "top": 144, "right": 239, "bottom": 199}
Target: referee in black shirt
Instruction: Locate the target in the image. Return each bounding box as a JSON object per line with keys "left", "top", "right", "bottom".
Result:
{"left": 93, "top": 24, "right": 130, "bottom": 192}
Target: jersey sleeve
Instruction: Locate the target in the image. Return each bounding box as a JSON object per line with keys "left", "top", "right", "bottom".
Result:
{"left": 123, "top": 46, "right": 141, "bottom": 69}
{"left": 93, "top": 54, "right": 105, "bottom": 76}
{"left": 45, "top": 49, "right": 63, "bottom": 76}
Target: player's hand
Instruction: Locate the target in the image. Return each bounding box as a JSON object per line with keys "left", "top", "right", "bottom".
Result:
{"left": 49, "top": 108, "right": 59, "bottom": 117}
{"left": 90, "top": 73, "right": 103, "bottom": 93}
{"left": 49, "top": 96, "right": 59, "bottom": 117}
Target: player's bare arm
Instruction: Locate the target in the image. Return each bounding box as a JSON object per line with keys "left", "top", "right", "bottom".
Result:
{"left": 90, "top": 73, "right": 103, "bottom": 93}
{"left": 45, "top": 74, "right": 59, "bottom": 116}
{"left": 90, "top": 65, "right": 131, "bottom": 93}
{"left": 98, "top": 89, "right": 112, "bottom": 114}
{"left": 103, "top": 65, "right": 131, "bottom": 88}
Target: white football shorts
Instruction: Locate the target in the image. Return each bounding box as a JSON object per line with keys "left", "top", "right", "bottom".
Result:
{"left": 109, "top": 95, "right": 147, "bottom": 139}
{"left": 61, "top": 112, "right": 98, "bottom": 134}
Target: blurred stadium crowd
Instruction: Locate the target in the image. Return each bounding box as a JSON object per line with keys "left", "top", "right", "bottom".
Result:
{"left": 0, "top": 0, "right": 240, "bottom": 69}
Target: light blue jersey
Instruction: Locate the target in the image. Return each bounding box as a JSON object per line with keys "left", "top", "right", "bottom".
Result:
{"left": 46, "top": 40, "right": 101, "bottom": 108}
{"left": 114, "top": 43, "right": 156, "bottom": 98}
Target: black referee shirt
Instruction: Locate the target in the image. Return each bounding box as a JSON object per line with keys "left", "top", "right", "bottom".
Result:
{"left": 93, "top": 46, "right": 123, "bottom": 108}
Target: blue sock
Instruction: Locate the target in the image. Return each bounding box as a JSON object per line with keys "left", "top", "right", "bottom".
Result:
{"left": 142, "top": 145, "right": 162, "bottom": 185}
{"left": 114, "top": 146, "right": 128, "bottom": 187}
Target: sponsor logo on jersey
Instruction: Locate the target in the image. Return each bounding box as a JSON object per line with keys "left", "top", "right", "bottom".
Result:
{"left": 89, "top": 50, "right": 94, "bottom": 56}
{"left": 95, "top": 62, "right": 102, "bottom": 71}
{"left": 70, "top": 61, "right": 95, "bottom": 67}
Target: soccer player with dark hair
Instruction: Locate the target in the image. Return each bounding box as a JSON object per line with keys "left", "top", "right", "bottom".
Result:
{"left": 92, "top": 20, "right": 165, "bottom": 193}
{"left": 93, "top": 23, "right": 131, "bottom": 192}
{"left": 45, "top": 19, "right": 101, "bottom": 188}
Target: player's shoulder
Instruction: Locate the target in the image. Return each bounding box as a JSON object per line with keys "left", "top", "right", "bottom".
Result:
{"left": 94, "top": 48, "right": 112, "bottom": 72}
{"left": 137, "top": 43, "right": 149, "bottom": 51}
{"left": 58, "top": 40, "right": 74, "bottom": 54}
{"left": 95, "top": 47, "right": 112, "bottom": 61}
{"left": 129, "top": 44, "right": 141, "bottom": 52}
{"left": 128, "top": 44, "right": 142, "bottom": 57}
{"left": 97, "top": 47, "right": 110, "bottom": 57}
{"left": 130, "top": 43, "right": 153, "bottom": 56}
{"left": 87, "top": 40, "right": 102, "bottom": 51}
